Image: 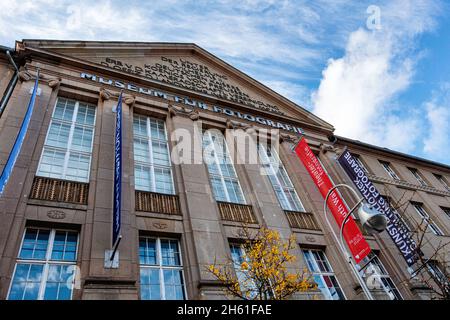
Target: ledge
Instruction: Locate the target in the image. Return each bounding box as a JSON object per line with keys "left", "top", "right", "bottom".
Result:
{"left": 367, "top": 174, "right": 450, "bottom": 197}
{"left": 27, "top": 199, "right": 88, "bottom": 211}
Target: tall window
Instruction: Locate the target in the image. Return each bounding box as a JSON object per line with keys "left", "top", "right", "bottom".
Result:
{"left": 411, "top": 202, "right": 444, "bottom": 236}
{"left": 258, "top": 144, "right": 305, "bottom": 212}
{"left": 359, "top": 254, "right": 402, "bottom": 300}
{"left": 8, "top": 228, "right": 78, "bottom": 300}
{"left": 302, "top": 249, "right": 345, "bottom": 300}
{"left": 434, "top": 174, "right": 450, "bottom": 192}
{"left": 133, "top": 115, "right": 174, "bottom": 194}
{"left": 203, "top": 130, "right": 245, "bottom": 204}
{"left": 408, "top": 167, "right": 428, "bottom": 187}
{"left": 427, "top": 261, "right": 450, "bottom": 291}
{"left": 229, "top": 244, "right": 257, "bottom": 298}
{"left": 36, "top": 98, "right": 96, "bottom": 182}
{"left": 351, "top": 153, "right": 369, "bottom": 173}
{"left": 379, "top": 161, "right": 400, "bottom": 181}
{"left": 139, "top": 237, "right": 185, "bottom": 300}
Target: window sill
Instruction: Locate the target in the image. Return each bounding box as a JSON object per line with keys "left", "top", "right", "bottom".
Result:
{"left": 27, "top": 198, "right": 88, "bottom": 211}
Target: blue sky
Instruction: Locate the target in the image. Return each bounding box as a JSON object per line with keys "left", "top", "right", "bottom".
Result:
{"left": 1, "top": 0, "right": 449, "bottom": 164}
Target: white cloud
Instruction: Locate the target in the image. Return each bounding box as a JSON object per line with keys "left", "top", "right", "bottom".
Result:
{"left": 312, "top": 0, "right": 441, "bottom": 153}
{"left": 423, "top": 84, "right": 450, "bottom": 162}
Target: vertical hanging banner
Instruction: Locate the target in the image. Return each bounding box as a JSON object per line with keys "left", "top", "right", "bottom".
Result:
{"left": 337, "top": 150, "right": 418, "bottom": 266}
{"left": 112, "top": 92, "right": 123, "bottom": 249}
{"left": 0, "top": 71, "right": 40, "bottom": 196}
{"left": 294, "top": 137, "right": 371, "bottom": 263}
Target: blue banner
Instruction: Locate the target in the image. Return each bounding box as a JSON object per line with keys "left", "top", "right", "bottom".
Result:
{"left": 0, "top": 71, "right": 40, "bottom": 196}
{"left": 112, "top": 92, "right": 122, "bottom": 248}
{"left": 337, "top": 150, "right": 418, "bottom": 266}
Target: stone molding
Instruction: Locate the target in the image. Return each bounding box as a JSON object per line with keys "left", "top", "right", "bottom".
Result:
{"left": 168, "top": 103, "right": 199, "bottom": 121}
{"left": 18, "top": 69, "right": 61, "bottom": 89}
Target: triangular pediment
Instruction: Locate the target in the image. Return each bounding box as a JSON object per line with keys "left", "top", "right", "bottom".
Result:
{"left": 19, "top": 40, "right": 334, "bottom": 132}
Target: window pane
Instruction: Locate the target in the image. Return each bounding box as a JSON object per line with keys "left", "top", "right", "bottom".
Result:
{"left": 51, "top": 231, "right": 78, "bottom": 261}
{"left": 154, "top": 167, "right": 174, "bottom": 194}
{"left": 230, "top": 245, "right": 244, "bottom": 266}
{"left": 75, "top": 103, "right": 96, "bottom": 126}
{"left": 302, "top": 250, "right": 317, "bottom": 272}
{"left": 224, "top": 178, "right": 244, "bottom": 204}
{"left": 53, "top": 98, "right": 75, "bottom": 121}
{"left": 152, "top": 141, "right": 170, "bottom": 166}
{"left": 133, "top": 115, "right": 148, "bottom": 137}
{"left": 20, "top": 229, "right": 50, "bottom": 260}
{"left": 210, "top": 177, "right": 227, "bottom": 202}
{"left": 163, "top": 269, "right": 184, "bottom": 300}
{"left": 139, "top": 238, "right": 157, "bottom": 265}
{"left": 37, "top": 148, "right": 65, "bottom": 179}
{"left": 149, "top": 118, "right": 166, "bottom": 141}
{"left": 44, "top": 265, "right": 75, "bottom": 300}
{"left": 140, "top": 268, "right": 161, "bottom": 300}
{"left": 8, "top": 264, "right": 44, "bottom": 300}
{"left": 71, "top": 126, "right": 93, "bottom": 152}
{"left": 135, "top": 165, "right": 152, "bottom": 191}
{"left": 46, "top": 121, "right": 71, "bottom": 149}
{"left": 64, "top": 152, "right": 90, "bottom": 182}
{"left": 134, "top": 138, "right": 150, "bottom": 163}
{"left": 161, "top": 240, "right": 181, "bottom": 266}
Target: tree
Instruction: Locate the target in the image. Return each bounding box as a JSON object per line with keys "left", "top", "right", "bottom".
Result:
{"left": 207, "top": 227, "right": 316, "bottom": 300}
{"left": 382, "top": 188, "right": 450, "bottom": 300}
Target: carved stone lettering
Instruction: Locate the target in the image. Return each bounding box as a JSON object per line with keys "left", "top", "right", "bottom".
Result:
{"left": 100, "top": 56, "right": 284, "bottom": 116}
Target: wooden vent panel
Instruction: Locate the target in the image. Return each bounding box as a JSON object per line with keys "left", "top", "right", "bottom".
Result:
{"left": 135, "top": 190, "right": 181, "bottom": 215}
{"left": 30, "top": 176, "right": 89, "bottom": 205}
{"left": 217, "top": 202, "right": 258, "bottom": 224}
{"left": 285, "top": 210, "right": 321, "bottom": 230}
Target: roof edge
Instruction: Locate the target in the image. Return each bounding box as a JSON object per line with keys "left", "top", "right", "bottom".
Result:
{"left": 333, "top": 135, "right": 450, "bottom": 171}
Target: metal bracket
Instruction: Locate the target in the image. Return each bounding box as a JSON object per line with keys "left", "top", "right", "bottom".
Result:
{"left": 104, "top": 249, "right": 119, "bottom": 269}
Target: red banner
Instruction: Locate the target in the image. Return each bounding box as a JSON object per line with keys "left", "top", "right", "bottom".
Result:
{"left": 294, "top": 137, "right": 371, "bottom": 263}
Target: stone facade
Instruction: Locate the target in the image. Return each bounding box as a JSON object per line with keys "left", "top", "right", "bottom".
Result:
{"left": 0, "top": 40, "right": 448, "bottom": 300}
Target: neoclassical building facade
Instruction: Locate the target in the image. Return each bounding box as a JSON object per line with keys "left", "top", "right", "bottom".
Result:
{"left": 0, "top": 40, "right": 448, "bottom": 300}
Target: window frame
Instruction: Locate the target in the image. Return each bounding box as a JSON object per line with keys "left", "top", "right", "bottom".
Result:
{"left": 441, "top": 206, "right": 450, "bottom": 220}
{"left": 36, "top": 98, "right": 97, "bottom": 183}
{"left": 408, "top": 167, "right": 428, "bottom": 187}
{"left": 7, "top": 227, "right": 79, "bottom": 300}
{"left": 379, "top": 161, "right": 400, "bottom": 181}
{"left": 138, "top": 236, "right": 186, "bottom": 300}
{"left": 434, "top": 174, "right": 450, "bottom": 192}
{"left": 258, "top": 143, "right": 305, "bottom": 212}
{"left": 359, "top": 254, "right": 403, "bottom": 300}
{"left": 133, "top": 115, "right": 175, "bottom": 195}
{"left": 202, "top": 130, "right": 246, "bottom": 204}
{"left": 411, "top": 202, "right": 444, "bottom": 236}
{"left": 302, "top": 249, "right": 346, "bottom": 300}
{"left": 351, "top": 153, "right": 369, "bottom": 173}
{"left": 229, "top": 243, "right": 261, "bottom": 299}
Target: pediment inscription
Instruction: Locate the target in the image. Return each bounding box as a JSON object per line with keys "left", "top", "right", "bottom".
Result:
{"left": 99, "top": 56, "right": 284, "bottom": 116}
